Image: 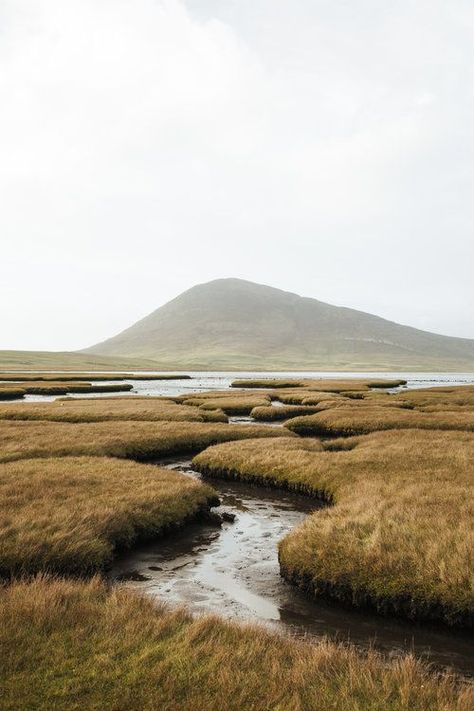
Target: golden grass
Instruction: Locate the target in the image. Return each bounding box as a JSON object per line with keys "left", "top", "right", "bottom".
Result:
{"left": 0, "top": 381, "right": 133, "bottom": 395}
{"left": 193, "top": 430, "right": 474, "bottom": 626}
{"left": 231, "top": 378, "right": 306, "bottom": 388}
{"left": 0, "top": 419, "right": 294, "bottom": 463}
{"left": 284, "top": 406, "right": 474, "bottom": 436}
{"left": 198, "top": 396, "right": 271, "bottom": 415}
{"left": 250, "top": 404, "right": 324, "bottom": 421}
{"left": 0, "top": 387, "right": 25, "bottom": 401}
{"left": 0, "top": 372, "right": 191, "bottom": 381}
{"left": 0, "top": 457, "right": 216, "bottom": 577}
{"left": 0, "top": 397, "right": 206, "bottom": 423}
{"left": 1, "top": 577, "right": 471, "bottom": 711}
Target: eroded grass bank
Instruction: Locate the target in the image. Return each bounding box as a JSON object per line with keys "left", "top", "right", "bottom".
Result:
{"left": 1, "top": 577, "right": 471, "bottom": 711}
{"left": 0, "top": 457, "right": 217, "bottom": 577}
{"left": 0, "top": 420, "right": 292, "bottom": 463}
{"left": 193, "top": 430, "right": 474, "bottom": 627}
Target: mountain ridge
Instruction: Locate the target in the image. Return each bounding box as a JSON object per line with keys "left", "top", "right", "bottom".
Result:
{"left": 83, "top": 278, "right": 474, "bottom": 371}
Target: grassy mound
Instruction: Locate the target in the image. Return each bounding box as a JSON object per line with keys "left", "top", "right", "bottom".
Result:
{"left": 0, "top": 419, "right": 294, "bottom": 463}
{"left": 285, "top": 406, "right": 474, "bottom": 436}
{"left": 0, "top": 381, "right": 133, "bottom": 396}
{"left": 0, "top": 397, "right": 206, "bottom": 423}
{"left": 193, "top": 430, "right": 474, "bottom": 626}
{"left": 250, "top": 404, "right": 323, "bottom": 421}
{"left": 1, "top": 577, "right": 470, "bottom": 711}
{"left": 0, "top": 457, "right": 217, "bottom": 577}
{"left": 198, "top": 396, "right": 271, "bottom": 416}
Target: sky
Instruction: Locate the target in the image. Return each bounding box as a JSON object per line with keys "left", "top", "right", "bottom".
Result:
{"left": 1, "top": 0, "right": 473, "bottom": 351}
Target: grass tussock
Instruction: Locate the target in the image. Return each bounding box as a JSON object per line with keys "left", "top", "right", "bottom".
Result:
{"left": 198, "top": 408, "right": 229, "bottom": 423}
{"left": 0, "top": 457, "right": 217, "bottom": 577}
{"left": 1, "top": 577, "right": 471, "bottom": 711}
{"left": 198, "top": 396, "right": 271, "bottom": 415}
{"left": 284, "top": 405, "right": 474, "bottom": 436}
{"left": 250, "top": 404, "right": 324, "bottom": 421}
{"left": 0, "top": 381, "right": 133, "bottom": 396}
{"left": 0, "top": 397, "right": 206, "bottom": 424}
{"left": 0, "top": 419, "right": 294, "bottom": 463}
{"left": 193, "top": 429, "right": 474, "bottom": 626}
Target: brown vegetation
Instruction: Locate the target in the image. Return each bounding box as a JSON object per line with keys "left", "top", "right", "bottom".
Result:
{"left": 284, "top": 406, "right": 474, "bottom": 436}
{"left": 0, "top": 419, "right": 293, "bottom": 463}
{"left": 0, "top": 397, "right": 206, "bottom": 423}
{"left": 0, "top": 457, "right": 216, "bottom": 577}
{"left": 193, "top": 429, "right": 474, "bottom": 626}
{"left": 1, "top": 577, "right": 471, "bottom": 711}
{"left": 250, "top": 404, "right": 324, "bottom": 421}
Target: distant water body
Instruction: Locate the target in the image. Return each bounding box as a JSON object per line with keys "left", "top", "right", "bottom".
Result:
{"left": 20, "top": 370, "right": 474, "bottom": 402}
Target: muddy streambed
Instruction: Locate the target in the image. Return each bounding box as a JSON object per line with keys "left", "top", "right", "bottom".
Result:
{"left": 110, "top": 457, "right": 474, "bottom": 676}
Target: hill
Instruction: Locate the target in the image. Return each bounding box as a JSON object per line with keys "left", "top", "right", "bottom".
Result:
{"left": 84, "top": 279, "right": 474, "bottom": 371}
{"left": 0, "top": 350, "right": 161, "bottom": 372}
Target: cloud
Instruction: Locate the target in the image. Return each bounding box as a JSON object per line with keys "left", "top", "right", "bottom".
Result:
{"left": 0, "top": 0, "right": 473, "bottom": 348}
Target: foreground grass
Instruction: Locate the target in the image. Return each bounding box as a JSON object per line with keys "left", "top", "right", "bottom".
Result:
{"left": 0, "top": 397, "right": 208, "bottom": 423}
{"left": 251, "top": 404, "right": 324, "bottom": 421}
{"left": 193, "top": 430, "right": 474, "bottom": 626}
{"left": 0, "top": 419, "right": 293, "bottom": 463}
{"left": 1, "top": 577, "right": 471, "bottom": 711}
{"left": 0, "top": 457, "right": 216, "bottom": 577}
{"left": 285, "top": 406, "right": 474, "bottom": 436}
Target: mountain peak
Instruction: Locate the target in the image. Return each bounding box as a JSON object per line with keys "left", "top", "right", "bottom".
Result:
{"left": 84, "top": 278, "right": 474, "bottom": 370}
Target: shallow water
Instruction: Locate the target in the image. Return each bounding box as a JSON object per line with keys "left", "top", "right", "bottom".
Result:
{"left": 6, "top": 370, "right": 474, "bottom": 402}
{"left": 110, "top": 458, "right": 474, "bottom": 676}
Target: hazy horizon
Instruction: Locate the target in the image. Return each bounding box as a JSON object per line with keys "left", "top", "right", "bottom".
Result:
{"left": 1, "top": 0, "right": 473, "bottom": 350}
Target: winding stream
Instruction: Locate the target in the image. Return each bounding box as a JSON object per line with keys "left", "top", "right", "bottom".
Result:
{"left": 110, "top": 456, "right": 474, "bottom": 676}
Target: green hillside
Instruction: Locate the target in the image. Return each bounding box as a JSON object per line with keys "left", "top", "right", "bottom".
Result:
{"left": 84, "top": 279, "right": 474, "bottom": 371}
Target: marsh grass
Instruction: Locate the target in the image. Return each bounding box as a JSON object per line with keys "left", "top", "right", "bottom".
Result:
{"left": 250, "top": 404, "right": 324, "bottom": 421}
{"left": 284, "top": 405, "right": 474, "bottom": 436}
{"left": 0, "top": 381, "right": 133, "bottom": 395}
{"left": 0, "top": 419, "right": 293, "bottom": 463}
{"left": 198, "top": 396, "right": 271, "bottom": 415}
{"left": 193, "top": 430, "right": 474, "bottom": 626}
{"left": 0, "top": 457, "right": 217, "bottom": 577}
{"left": 1, "top": 577, "right": 471, "bottom": 711}
{"left": 0, "top": 397, "right": 206, "bottom": 423}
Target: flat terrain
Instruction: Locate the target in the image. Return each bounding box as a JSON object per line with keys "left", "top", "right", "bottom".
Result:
{"left": 1, "top": 377, "right": 472, "bottom": 709}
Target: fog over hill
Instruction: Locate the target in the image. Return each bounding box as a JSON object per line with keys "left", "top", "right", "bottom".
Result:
{"left": 84, "top": 279, "right": 474, "bottom": 371}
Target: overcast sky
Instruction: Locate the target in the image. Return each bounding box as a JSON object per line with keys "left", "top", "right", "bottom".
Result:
{"left": 1, "top": 0, "right": 473, "bottom": 350}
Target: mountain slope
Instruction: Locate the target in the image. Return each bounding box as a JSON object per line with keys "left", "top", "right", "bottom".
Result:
{"left": 84, "top": 279, "right": 474, "bottom": 371}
